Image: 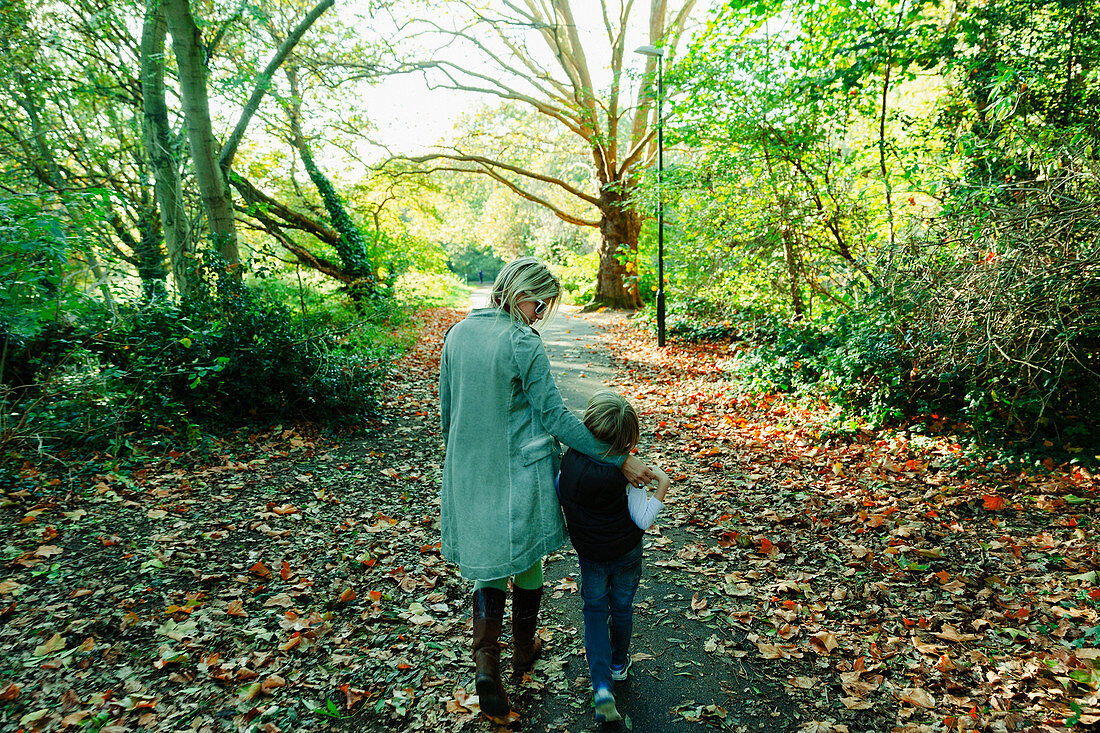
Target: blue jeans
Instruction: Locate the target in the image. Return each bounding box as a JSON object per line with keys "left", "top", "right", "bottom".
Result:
{"left": 578, "top": 540, "right": 643, "bottom": 692}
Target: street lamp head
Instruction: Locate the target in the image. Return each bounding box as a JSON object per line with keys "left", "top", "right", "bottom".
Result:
{"left": 634, "top": 45, "right": 665, "bottom": 57}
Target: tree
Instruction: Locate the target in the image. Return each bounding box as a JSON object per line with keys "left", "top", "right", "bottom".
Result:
{"left": 667, "top": 0, "right": 895, "bottom": 317}
{"left": 390, "top": 0, "right": 700, "bottom": 307}
{"left": 141, "top": 0, "right": 194, "bottom": 297}
{"left": 162, "top": 0, "right": 241, "bottom": 266}
{"left": 0, "top": 0, "right": 174, "bottom": 299}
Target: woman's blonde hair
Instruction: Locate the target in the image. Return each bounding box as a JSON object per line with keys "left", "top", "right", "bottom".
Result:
{"left": 583, "top": 390, "right": 640, "bottom": 456}
{"left": 490, "top": 256, "right": 561, "bottom": 327}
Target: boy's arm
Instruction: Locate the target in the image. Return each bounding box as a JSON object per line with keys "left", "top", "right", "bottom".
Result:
{"left": 652, "top": 466, "right": 670, "bottom": 503}
{"left": 628, "top": 466, "right": 671, "bottom": 530}
{"left": 627, "top": 486, "right": 662, "bottom": 530}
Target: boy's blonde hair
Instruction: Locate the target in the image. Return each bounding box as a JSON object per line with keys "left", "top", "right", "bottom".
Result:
{"left": 490, "top": 256, "right": 561, "bottom": 327}
{"left": 583, "top": 390, "right": 639, "bottom": 456}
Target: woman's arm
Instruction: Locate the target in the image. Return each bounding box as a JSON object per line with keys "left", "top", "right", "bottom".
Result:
{"left": 620, "top": 455, "right": 657, "bottom": 486}
{"left": 439, "top": 338, "right": 451, "bottom": 450}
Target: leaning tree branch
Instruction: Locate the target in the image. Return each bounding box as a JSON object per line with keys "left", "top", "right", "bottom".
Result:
{"left": 420, "top": 16, "right": 574, "bottom": 104}
{"left": 616, "top": 127, "right": 659, "bottom": 178}
{"left": 398, "top": 159, "right": 600, "bottom": 228}
{"left": 229, "top": 173, "right": 343, "bottom": 248}
{"left": 238, "top": 217, "right": 353, "bottom": 283}
{"left": 419, "top": 59, "right": 589, "bottom": 139}
{"left": 219, "top": 0, "right": 335, "bottom": 173}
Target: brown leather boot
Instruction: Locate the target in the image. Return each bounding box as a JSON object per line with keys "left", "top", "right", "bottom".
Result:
{"left": 511, "top": 585, "right": 544, "bottom": 674}
{"left": 472, "top": 588, "right": 510, "bottom": 717}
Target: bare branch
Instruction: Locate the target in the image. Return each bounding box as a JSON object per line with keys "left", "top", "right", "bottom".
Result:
{"left": 239, "top": 217, "right": 353, "bottom": 283}
{"left": 395, "top": 151, "right": 602, "bottom": 207}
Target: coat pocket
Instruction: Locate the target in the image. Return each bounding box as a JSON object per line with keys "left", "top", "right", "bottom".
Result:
{"left": 520, "top": 434, "right": 557, "bottom": 465}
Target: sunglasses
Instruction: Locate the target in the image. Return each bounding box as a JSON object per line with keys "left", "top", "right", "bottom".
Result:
{"left": 534, "top": 299, "right": 548, "bottom": 315}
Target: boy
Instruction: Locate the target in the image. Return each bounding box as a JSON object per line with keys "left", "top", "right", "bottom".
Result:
{"left": 557, "top": 390, "right": 671, "bottom": 723}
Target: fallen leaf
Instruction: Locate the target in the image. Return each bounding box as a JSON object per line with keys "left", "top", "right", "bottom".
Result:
{"left": 341, "top": 682, "right": 368, "bottom": 710}
{"left": 934, "top": 623, "right": 982, "bottom": 643}
{"left": 898, "top": 686, "right": 935, "bottom": 708}
{"left": 810, "top": 631, "right": 839, "bottom": 654}
{"left": 33, "top": 633, "right": 66, "bottom": 656}
{"left": 261, "top": 675, "right": 285, "bottom": 691}
{"left": 263, "top": 593, "right": 293, "bottom": 608}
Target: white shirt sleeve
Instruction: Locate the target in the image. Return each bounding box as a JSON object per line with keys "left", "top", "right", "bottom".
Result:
{"left": 627, "top": 485, "right": 664, "bottom": 530}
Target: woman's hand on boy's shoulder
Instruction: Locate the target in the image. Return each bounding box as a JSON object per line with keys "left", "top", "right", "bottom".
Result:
{"left": 620, "top": 455, "right": 656, "bottom": 486}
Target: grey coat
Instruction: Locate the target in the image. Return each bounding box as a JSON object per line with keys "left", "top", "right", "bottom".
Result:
{"left": 439, "top": 308, "right": 623, "bottom": 580}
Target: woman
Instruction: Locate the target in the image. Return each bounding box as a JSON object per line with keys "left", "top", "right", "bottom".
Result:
{"left": 439, "top": 256, "right": 655, "bottom": 718}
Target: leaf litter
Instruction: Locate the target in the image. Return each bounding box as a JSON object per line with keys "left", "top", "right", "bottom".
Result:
{"left": 0, "top": 304, "right": 1095, "bottom": 732}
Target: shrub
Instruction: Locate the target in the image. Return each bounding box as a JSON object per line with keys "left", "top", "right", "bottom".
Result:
{"left": 394, "top": 270, "right": 469, "bottom": 307}
{"left": 2, "top": 241, "right": 399, "bottom": 452}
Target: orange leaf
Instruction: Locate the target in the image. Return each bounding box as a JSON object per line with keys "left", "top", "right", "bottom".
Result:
{"left": 759, "top": 537, "right": 774, "bottom": 554}
{"left": 339, "top": 587, "right": 356, "bottom": 604}
{"left": 280, "top": 561, "right": 291, "bottom": 581}
{"left": 0, "top": 683, "right": 20, "bottom": 701}
{"left": 368, "top": 590, "right": 382, "bottom": 602}
{"left": 226, "top": 599, "right": 247, "bottom": 617}
{"left": 982, "top": 495, "right": 1005, "bottom": 511}
{"left": 249, "top": 561, "right": 272, "bottom": 579}
{"left": 341, "top": 682, "right": 367, "bottom": 710}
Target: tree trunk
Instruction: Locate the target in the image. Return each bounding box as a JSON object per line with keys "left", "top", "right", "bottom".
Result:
{"left": 162, "top": 0, "right": 239, "bottom": 267}
{"left": 141, "top": 0, "right": 195, "bottom": 298}
{"left": 594, "top": 184, "right": 642, "bottom": 308}
{"left": 783, "top": 231, "right": 805, "bottom": 319}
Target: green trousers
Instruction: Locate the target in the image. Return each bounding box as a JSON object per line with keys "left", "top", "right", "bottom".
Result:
{"left": 473, "top": 558, "right": 543, "bottom": 592}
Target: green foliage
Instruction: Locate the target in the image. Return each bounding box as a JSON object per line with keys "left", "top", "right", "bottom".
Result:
{"left": 1, "top": 213, "right": 404, "bottom": 451}
{"left": 371, "top": 229, "right": 449, "bottom": 287}
{"left": 445, "top": 242, "right": 504, "bottom": 283}
{"left": 555, "top": 250, "right": 599, "bottom": 305}
{"left": 393, "top": 270, "right": 470, "bottom": 308}
{"left": 649, "top": 0, "right": 1100, "bottom": 451}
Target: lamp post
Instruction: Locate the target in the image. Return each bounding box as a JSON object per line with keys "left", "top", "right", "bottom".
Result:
{"left": 635, "top": 44, "right": 666, "bottom": 347}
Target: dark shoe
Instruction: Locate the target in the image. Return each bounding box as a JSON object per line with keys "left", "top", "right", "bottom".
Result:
{"left": 472, "top": 588, "right": 510, "bottom": 717}
{"left": 511, "top": 585, "right": 544, "bottom": 673}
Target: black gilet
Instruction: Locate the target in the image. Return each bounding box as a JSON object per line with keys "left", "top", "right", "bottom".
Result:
{"left": 557, "top": 448, "right": 643, "bottom": 562}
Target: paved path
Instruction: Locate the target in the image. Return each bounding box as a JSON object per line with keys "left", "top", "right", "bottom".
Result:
{"left": 464, "top": 287, "right": 802, "bottom": 733}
